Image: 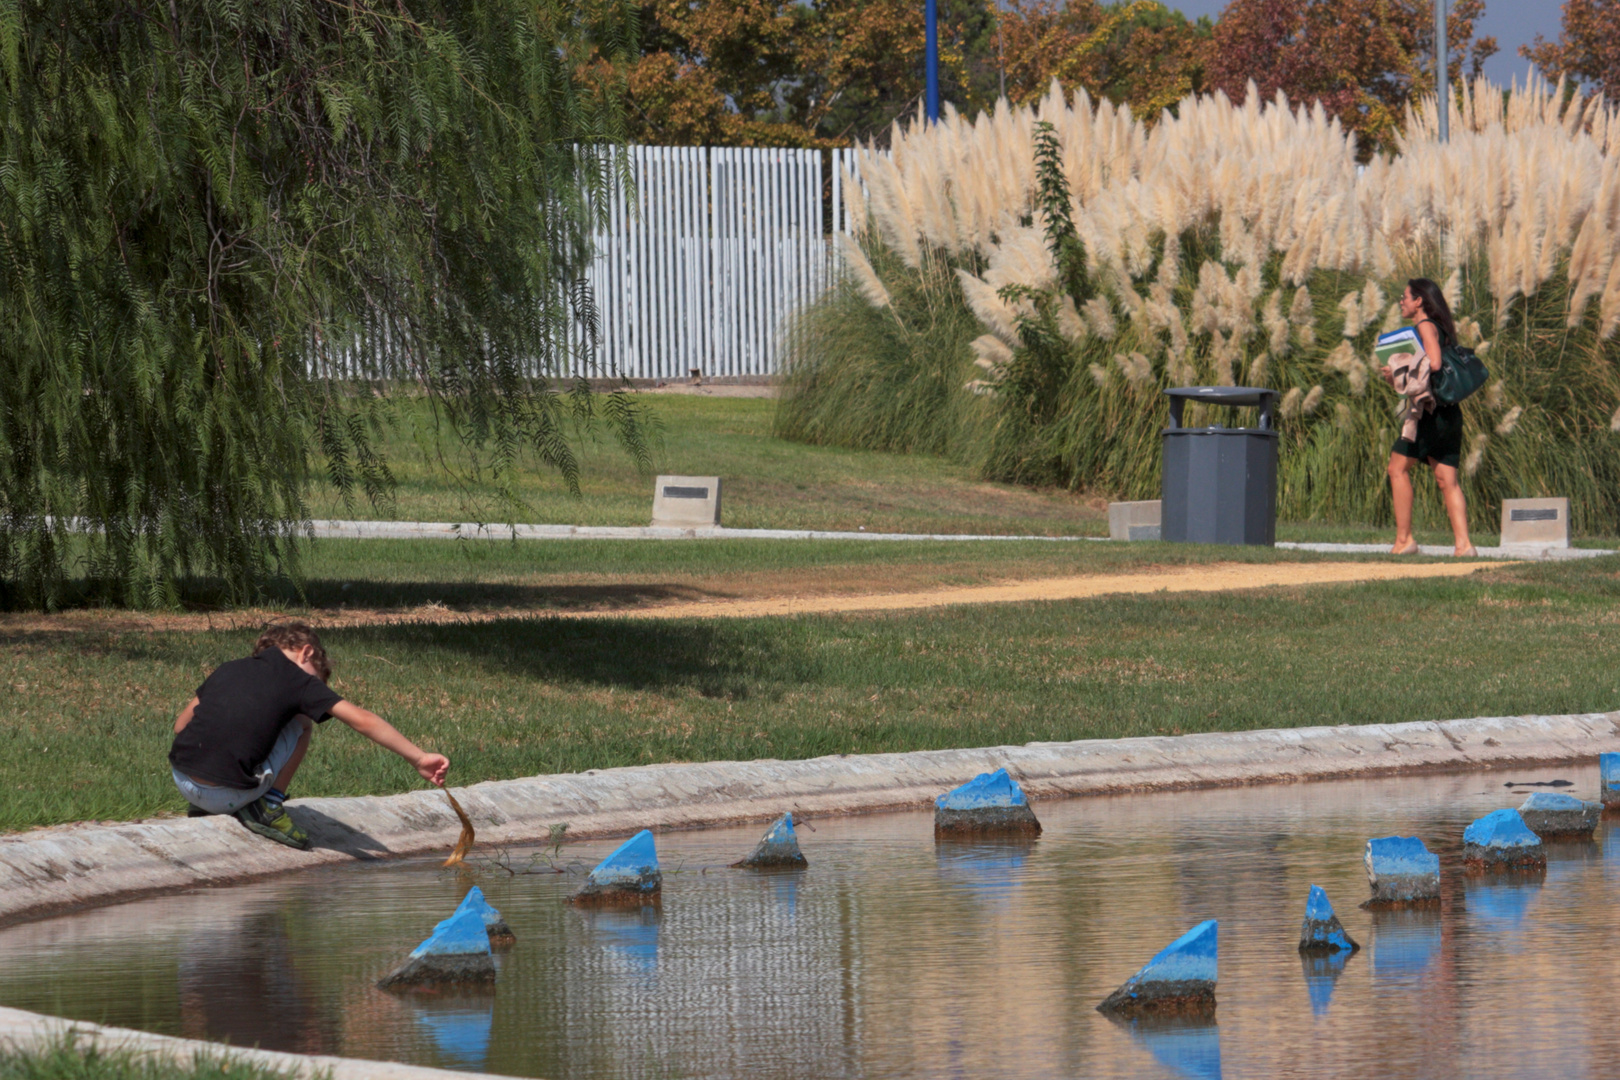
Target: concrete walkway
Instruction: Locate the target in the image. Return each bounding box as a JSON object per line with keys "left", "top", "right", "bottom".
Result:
{"left": 310, "top": 519, "right": 1616, "bottom": 560}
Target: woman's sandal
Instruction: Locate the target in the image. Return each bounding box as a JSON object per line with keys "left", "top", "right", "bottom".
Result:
{"left": 1391, "top": 540, "right": 1421, "bottom": 555}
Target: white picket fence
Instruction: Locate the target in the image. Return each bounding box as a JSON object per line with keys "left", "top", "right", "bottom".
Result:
{"left": 565, "top": 145, "right": 862, "bottom": 380}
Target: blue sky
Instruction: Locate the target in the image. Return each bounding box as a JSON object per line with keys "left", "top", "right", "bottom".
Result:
{"left": 1159, "top": 0, "right": 1563, "bottom": 88}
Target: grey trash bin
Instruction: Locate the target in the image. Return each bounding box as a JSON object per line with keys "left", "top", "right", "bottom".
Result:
{"left": 1161, "top": 386, "right": 1278, "bottom": 546}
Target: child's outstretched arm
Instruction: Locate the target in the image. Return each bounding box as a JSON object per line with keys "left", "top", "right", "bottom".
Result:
{"left": 330, "top": 700, "right": 450, "bottom": 786}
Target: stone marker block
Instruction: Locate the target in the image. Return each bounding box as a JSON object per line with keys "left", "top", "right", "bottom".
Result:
{"left": 452, "top": 885, "right": 515, "bottom": 947}
{"left": 934, "top": 767, "right": 1042, "bottom": 837}
{"left": 1517, "top": 792, "right": 1600, "bottom": 839}
{"left": 1499, "top": 497, "right": 1569, "bottom": 548}
{"left": 1097, "top": 919, "right": 1218, "bottom": 1016}
{"left": 569, "top": 829, "right": 662, "bottom": 908}
{"left": 731, "top": 813, "right": 808, "bottom": 869}
{"left": 1601, "top": 753, "right": 1620, "bottom": 810}
{"left": 378, "top": 908, "right": 496, "bottom": 990}
{"left": 1463, "top": 808, "right": 1545, "bottom": 871}
{"left": 651, "top": 475, "right": 721, "bottom": 528}
{"left": 1109, "top": 500, "right": 1162, "bottom": 542}
{"left": 1362, "top": 836, "right": 1440, "bottom": 906}
{"left": 1298, "top": 884, "right": 1359, "bottom": 954}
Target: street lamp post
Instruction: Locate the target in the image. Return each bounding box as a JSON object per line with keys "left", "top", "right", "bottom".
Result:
{"left": 926, "top": 0, "right": 940, "bottom": 123}
{"left": 1435, "top": 0, "right": 1448, "bottom": 143}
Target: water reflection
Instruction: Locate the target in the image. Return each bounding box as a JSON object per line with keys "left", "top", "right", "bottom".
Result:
{"left": 934, "top": 837, "right": 1034, "bottom": 905}
{"left": 584, "top": 908, "right": 661, "bottom": 975}
{"left": 178, "top": 906, "right": 340, "bottom": 1055}
{"left": 1369, "top": 907, "right": 1442, "bottom": 983}
{"left": 410, "top": 996, "right": 495, "bottom": 1071}
{"left": 1299, "top": 951, "right": 1350, "bottom": 1017}
{"left": 1110, "top": 1015, "right": 1222, "bottom": 1080}
{"left": 1464, "top": 872, "right": 1545, "bottom": 932}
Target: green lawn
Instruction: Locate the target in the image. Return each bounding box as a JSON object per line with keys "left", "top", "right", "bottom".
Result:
{"left": 7, "top": 553, "right": 1617, "bottom": 833}
{"left": 0, "top": 1042, "right": 294, "bottom": 1080}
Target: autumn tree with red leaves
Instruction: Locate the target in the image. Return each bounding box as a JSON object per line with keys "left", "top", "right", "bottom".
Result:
{"left": 1206, "top": 0, "right": 1496, "bottom": 155}
{"left": 1522, "top": 0, "right": 1620, "bottom": 103}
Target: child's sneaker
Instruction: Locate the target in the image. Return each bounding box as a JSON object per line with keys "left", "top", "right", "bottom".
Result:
{"left": 236, "top": 796, "right": 311, "bottom": 850}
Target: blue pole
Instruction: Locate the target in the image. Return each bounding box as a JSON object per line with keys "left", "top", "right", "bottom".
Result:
{"left": 925, "top": 0, "right": 940, "bottom": 123}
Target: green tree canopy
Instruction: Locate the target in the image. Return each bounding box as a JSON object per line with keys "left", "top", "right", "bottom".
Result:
{"left": 0, "top": 0, "right": 645, "bottom": 609}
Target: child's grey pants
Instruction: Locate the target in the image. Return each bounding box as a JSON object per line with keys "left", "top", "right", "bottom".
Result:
{"left": 171, "top": 717, "right": 307, "bottom": 815}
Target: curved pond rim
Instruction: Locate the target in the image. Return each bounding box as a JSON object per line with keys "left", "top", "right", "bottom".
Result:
{"left": 1, "top": 710, "right": 1617, "bottom": 931}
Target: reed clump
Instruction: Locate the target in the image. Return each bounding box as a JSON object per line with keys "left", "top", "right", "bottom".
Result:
{"left": 776, "top": 77, "right": 1620, "bottom": 534}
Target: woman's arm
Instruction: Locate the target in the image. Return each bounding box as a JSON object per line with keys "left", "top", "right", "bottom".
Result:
{"left": 1417, "top": 320, "right": 1443, "bottom": 372}
{"left": 330, "top": 699, "right": 451, "bottom": 785}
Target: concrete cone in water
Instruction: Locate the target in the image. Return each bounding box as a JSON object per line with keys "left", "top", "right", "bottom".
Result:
{"left": 1517, "top": 792, "right": 1600, "bottom": 839}
{"left": 1097, "top": 920, "right": 1218, "bottom": 1016}
{"left": 569, "top": 829, "right": 662, "bottom": 907}
{"left": 378, "top": 907, "right": 496, "bottom": 990}
{"left": 732, "top": 813, "right": 808, "bottom": 869}
{"left": 1362, "top": 836, "right": 1440, "bottom": 906}
{"left": 453, "top": 885, "right": 515, "bottom": 947}
{"left": 934, "top": 768, "right": 1041, "bottom": 837}
{"left": 1298, "top": 885, "right": 1359, "bottom": 954}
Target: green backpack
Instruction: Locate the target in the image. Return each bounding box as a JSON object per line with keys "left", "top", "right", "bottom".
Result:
{"left": 1432, "top": 342, "right": 1489, "bottom": 405}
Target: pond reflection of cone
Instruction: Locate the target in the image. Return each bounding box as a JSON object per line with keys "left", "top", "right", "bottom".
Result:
{"left": 1518, "top": 792, "right": 1600, "bottom": 838}
{"left": 934, "top": 768, "right": 1041, "bottom": 837}
{"left": 731, "top": 813, "right": 808, "bottom": 869}
{"left": 1361, "top": 836, "right": 1440, "bottom": 907}
{"left": 378, "top": 908, "right": 496, "bottom": 991}
{"left": 1097, "top": 919, "right": 1218, "bottom": 1017}
{"left": 1462, "top": 809, "right": 1545, "bottom": 872}
{"left": 1298, "top": 885, "right": 1359, "bottom": 954}
{"left": 569, "top": 829, "right": 662, "bottom": 908}
{"left": 451, "top": 885, "right": 515, "bottom": 947}
{"left": 1602, "top": 754, "right": 1620, "bottom": 811}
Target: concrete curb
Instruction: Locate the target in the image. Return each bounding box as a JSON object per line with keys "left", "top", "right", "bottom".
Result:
{"left": 308, "top": 519, "right": 1104, "bottom": 543}
{"left": 0, "top": 1005, "right": 504, "bottom": 1080}
{"left": 5, "top": 712, "right": 1619, "bottom": 930}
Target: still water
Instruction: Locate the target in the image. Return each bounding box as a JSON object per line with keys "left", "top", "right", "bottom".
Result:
{"left": 3, "top": 767, "right": 1619, "bottom": 1080}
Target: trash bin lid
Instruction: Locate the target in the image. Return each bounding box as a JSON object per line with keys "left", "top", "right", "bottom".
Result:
{"left": 1164, "top": 386, "right": 1277, "bottom": 407}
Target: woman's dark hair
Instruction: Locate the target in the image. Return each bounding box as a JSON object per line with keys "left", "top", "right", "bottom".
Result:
{"left": 1406, "top": 277, "right": 1456, "bottom": 345}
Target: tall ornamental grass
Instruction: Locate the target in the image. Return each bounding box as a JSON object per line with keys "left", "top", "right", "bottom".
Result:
{"left": 777, "top": 77, "right": 1620, "bottom": 534}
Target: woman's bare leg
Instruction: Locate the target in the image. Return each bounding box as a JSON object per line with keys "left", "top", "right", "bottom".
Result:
{"left": 1387, "top": 453, "right": 1417, "bottom": 552}
{"left": 1432, "top": 462, "right": 1474, "bottom": 554}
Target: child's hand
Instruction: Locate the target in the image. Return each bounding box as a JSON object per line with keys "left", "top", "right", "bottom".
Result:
{"left": 415, "top": 753, "right": 450, "bottom": 786}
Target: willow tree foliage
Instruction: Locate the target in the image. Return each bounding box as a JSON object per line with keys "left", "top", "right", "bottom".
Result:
{"left": 0, "top": 0, "right": 645, "bottom": 608}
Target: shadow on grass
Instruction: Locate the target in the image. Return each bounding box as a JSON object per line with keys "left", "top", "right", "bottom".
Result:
{"left": 343, "top": 615, "right": 821, "bottom": 701}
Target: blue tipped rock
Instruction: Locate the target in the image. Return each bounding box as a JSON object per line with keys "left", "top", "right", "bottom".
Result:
{"left": 1097, "top": 919, "right": 1218, "bottom": 1016}
{"left": 934, "top": 768, "right": 1041, "bottom": 837}
{"left": 1463, "top": 808, "right": 1545, "bottom": 870}
{"left": 450, "top": 886, "right": 515, "bottom": 945}
{"left": 1518, "top": 792, "right": 1600, "bottom": 838}
{"left": 732, "top": 813, "right": 808, "bottom": 869}
{"left": 1298, "top": 885, "right": 1359, "bottom": 954}
{"left": 378, "top": 907, "right": 496, "bottom": 990}
{"left": 569, "top": 829, "right": 662, "bottom": 907}
{"left": 1603, "top": 753, "right": 1620, "bottom": 809}
{"left": 1362, "top": 836, "right": 1440, "bottom": 906}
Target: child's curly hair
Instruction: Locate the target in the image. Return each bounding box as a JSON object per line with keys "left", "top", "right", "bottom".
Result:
{"left": 254, "top": 621, "right": 332, "bottom": 681}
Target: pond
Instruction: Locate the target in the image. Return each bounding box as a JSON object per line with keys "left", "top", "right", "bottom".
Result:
{"left": 2, "top": 764, "right": 1615, "bottom": 1080}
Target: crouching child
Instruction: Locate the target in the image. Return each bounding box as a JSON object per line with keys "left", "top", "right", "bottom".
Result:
{"left": 169, "top": 622, "right": 450, "bottom": 850}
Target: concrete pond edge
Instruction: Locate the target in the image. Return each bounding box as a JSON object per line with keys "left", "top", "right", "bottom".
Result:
{"left": 4, "top": 710, "right": 1619, "bottom": 1078}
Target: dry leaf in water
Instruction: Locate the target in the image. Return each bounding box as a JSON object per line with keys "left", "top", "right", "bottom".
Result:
{"left": 442, "top": 789, "right": 475, "bottom": 867}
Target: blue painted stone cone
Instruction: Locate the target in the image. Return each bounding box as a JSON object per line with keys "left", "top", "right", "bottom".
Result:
{"left": 1518, "top": 792, "right": 1600, "bottom": 839}
{"left": 1361, "top": 836, "right": 1440, "bottom": 907}
{"left": 1297, "top": 884, "right": 1359, "bottom": 955}
{"left": 1463, "top": 808, "right": 1545, "bottom": 871}
{"left": 453, "top": 885, "right": 515, "bottom": 946}
{"left": 1602, "top": 753, "right": 1620, "bottom": 809}
{"left": 378, "top": 907, "right": 496, "bottom": 990}
{"left": 934, "top": 767, "right": 1041, "bottom": 837}
{"left": 569, "top": 829, "right": 662, "bottom": 907}
{"left": 1097, "top": 919, "right": 1218, "bottom": 1016}
{"left": 731, "top": 813, "right": 808, "bottom": 869}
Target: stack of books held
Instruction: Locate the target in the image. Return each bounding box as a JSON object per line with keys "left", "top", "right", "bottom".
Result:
{"left": 1375, "top": 326, "right": 1421, "bottom": 368}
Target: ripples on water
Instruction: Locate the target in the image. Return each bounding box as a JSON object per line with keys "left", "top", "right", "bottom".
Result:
{"left": 2, "top": 767, "right": 1615, "bottom": 1080}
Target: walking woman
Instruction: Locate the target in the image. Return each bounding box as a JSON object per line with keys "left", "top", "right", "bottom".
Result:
{"left": 1383, "top": 278, "right": 1476, "bottom": 556}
